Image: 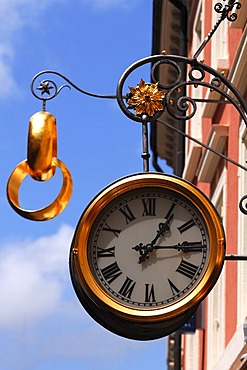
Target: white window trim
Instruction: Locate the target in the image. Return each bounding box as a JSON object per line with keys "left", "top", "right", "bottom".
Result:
{"left": 212, "top": 321, "right": 247, "bottom": 370}
{"left": 183, "top": 143, "right": 202, "bottom": 182}
{"left": 196, "top": 124, "right": 229, "bottom": 183}
{"left": 237, "top": 121, "right": 247, "bottom": 326}
{"left": 207, "top": 168, "right": 226, "bottom": 370}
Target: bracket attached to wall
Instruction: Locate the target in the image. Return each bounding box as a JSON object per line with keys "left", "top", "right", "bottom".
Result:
{"left": 27, "top": 0, "right": 247, "bottom": 259}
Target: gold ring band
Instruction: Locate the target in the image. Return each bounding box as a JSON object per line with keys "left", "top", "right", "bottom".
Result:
{"left": 7, "top": 158, "right": 73, "bottom": 221}
{"left": 27, "top": 111, "right": 57, "bottom": 181}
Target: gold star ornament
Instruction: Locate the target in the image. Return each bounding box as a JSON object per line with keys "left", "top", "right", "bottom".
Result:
{"left": 127, "top": 79, "right": 165, "bottom": 117}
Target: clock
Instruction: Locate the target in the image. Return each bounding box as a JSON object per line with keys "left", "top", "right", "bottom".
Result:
{"left": 69, "top": 172, "right": 225, "bottom": 340}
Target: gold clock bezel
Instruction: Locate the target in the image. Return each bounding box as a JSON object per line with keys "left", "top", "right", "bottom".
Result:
{"left": 71, "top": 172, "right": 225, "bottom": 323}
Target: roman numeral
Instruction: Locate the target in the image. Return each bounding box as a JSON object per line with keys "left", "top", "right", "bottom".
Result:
{"left": 102, "top": 223, "right": 121, "bottom": 237}
{"left": 177, "top": 218, "right": 195, "bottom": 234}
{"left": 142, "top": 198, "right": 156, "bottom": 217}
{"left": 176, "top": 259, "right": 199, "bottom": 280}
{"left": 145, "top": 284, "right": 156, "bottom": 302}
{"left": 118, "top": 277, "right": 136, "bottom": 298}
{"left": 119, "top": 205, "right": 136, "bottom": 224}
{"left": 165, "top": 202, "right": 176, "bottom": 220}
{"left": 97, "top": 246, "right": 115, "bottom": 258}
{"left": 101, "top": 261, "right": 122, "bottom": 284}
{"left": 168, "top": 279, "right": 180, "bottom": 296}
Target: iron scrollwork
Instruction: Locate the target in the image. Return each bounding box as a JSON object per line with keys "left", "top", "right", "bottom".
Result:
{"left": 239, "top": 195, "right": 247, "bottom": 216}
{"left": 31, "top": 53, "right": 247, "bottom": 216}
{"left": 31, "top": 70, "right": 117, "bottom": 110}
{"left": 116, "top": 54, "right": 247, "bottom": 126}
{"left": 215, "top": 0, "right": 242, "bottom": 22}
{"left": 117, "top": 52, "right": 247, "bottom": 217}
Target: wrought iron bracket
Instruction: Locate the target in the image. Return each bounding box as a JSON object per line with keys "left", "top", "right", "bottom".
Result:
{"left": 225, "top": 255, "right": 247, "bottom": 261}
{"left": 29, "top": 0, "right": 247, "bottom": 214}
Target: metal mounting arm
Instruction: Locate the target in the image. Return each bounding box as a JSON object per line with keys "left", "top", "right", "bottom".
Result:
{"left": 29, "top": 0, "right": 247, "bottom": 216}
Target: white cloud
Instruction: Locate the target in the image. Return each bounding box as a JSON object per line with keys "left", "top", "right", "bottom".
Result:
{"left": 0, "top": 0, "right": 52, "bottom": 34}
{"left": 0, "top": 0, "right": 58, "bottom": 98}
{"left": 0, "top": 57, "right": 17, "bottom": 97}
{"left": 0, "top": 224, "right": 73, "bottom": 329}
{"left": 0, "top": 0, "right": 140, "bottom": 98}
{"left": 0, "top": 224, "right": 154, "bottom": 370}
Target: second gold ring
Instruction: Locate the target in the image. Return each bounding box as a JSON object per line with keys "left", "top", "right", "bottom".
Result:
{"left": 7, "top": 157, "right": 73, "bottom": 221}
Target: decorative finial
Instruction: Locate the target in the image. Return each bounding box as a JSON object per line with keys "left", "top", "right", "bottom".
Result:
{"left": 127, "top": 79, "right": 165, "bottom": 118}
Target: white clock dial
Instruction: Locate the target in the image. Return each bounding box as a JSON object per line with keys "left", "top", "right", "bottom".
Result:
{"left": 89, "top": 188, "right": 208, "bottom": 309}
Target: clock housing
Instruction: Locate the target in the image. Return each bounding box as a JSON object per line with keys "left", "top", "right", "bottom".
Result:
{"left": 70, "top": 173, "right": 225, "bottom": 340}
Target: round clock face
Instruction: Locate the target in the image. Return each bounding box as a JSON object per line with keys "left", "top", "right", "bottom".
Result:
{"left": 70, "top": 173, "right": 225, "bottom": 323}
{"left": 90, "top": 188, "right": 208, "bottom": 309}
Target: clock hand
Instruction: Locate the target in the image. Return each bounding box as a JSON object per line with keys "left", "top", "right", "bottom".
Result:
{"left": 132, "top": 213, "right": 174, "bottom": 263}
{"left": 132, "top": 241, "right": 205, "bottom": 263}
{"left": 132, "top": 243, "right": 148, "bottom": 263}
{"left": 153, "top": 241, "right": 206, "bottom": 253}
{"left": 151, "top": 213, "right": 174, "bottom": 245}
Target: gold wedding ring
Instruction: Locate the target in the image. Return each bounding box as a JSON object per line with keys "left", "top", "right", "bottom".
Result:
{"left": 27, "top": 111, "right": 57, "bottom": 181}
{"left": 7, "top": 158, "right": 73, "bottom": 221}
{"left": 7, "top": 110, "right": 72, "bottom": 220}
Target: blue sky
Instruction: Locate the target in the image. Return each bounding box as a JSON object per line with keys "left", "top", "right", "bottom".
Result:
{"left": 0, "top": 1, "right": 172, "bottom": 369}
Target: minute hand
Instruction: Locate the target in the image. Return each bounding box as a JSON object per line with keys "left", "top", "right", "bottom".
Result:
{"left": 153, "top": 241, "right": 206, "bottom": 252}
{"left": 151, "top": 213, "right": 174, "bottom": 245}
